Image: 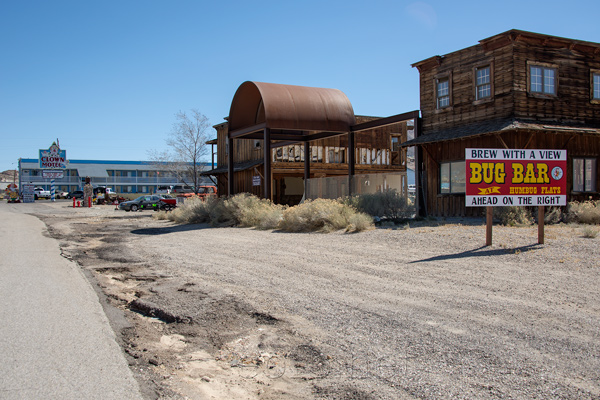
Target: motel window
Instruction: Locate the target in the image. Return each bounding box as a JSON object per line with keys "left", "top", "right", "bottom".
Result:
{"left": 475, "top": 65, "right": 492, "bottom": 100}
{"left": 573, "top": 158, "right": 597, "bottom": 192}
{"left": 529, "top": 64, "right": 557, "bottom": 95}
{"left": 436, "top": 77, "right": 450, "bottom": 109}
{"left": 440, "top": 161, "right": 465, "bottom": 194}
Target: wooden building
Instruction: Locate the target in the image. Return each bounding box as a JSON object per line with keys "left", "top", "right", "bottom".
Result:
{"left": 204, "top": 81, "right": 417, "bottom": 205}
{"left": 405, "top": 29, "right": 600, "bottom": 217}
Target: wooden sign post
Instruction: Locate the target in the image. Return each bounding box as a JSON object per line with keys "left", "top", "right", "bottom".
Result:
{"left": 538, "top": 206, "right": 545, "bottom": 244}
{"left": 486, "top": 206, "right": 493, "bottom": 246}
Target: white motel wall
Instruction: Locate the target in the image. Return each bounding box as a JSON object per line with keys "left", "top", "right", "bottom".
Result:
{"left": 18, "top": 158, "right": 213, "bottom": 194}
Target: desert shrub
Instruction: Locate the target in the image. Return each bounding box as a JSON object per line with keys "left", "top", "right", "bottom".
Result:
{"left": 279, "top": 198, "right": 374, "bottom": 233}
{"left": 166, "top": 197, "right": 212, "bottom": 224}
{"left": 544, "top": 207, "right": 563, "bottom": 224}
{"left": 344, "top": 189, "right": 413, "bottom": 220}
{"left": 223, "top": 193, "right": 284, "bottom": 229}
{"left": 154, "top": 211, "right": 169, "bottom": 220}
{"left": 157, "top": 193, "right": 372, "bottom": 233}
{"left": 581, "top": 226, "right": 599, "bottom": 238}
{"left": 565, "top": 200, "right": 600, "bottom": 225}
{"left": 493, "top": 206, "right": 533, "bottom": 226}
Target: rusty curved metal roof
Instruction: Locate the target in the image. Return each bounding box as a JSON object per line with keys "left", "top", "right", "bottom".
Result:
{"left": 228, "top": 81, "right": 356, "bottom": 134}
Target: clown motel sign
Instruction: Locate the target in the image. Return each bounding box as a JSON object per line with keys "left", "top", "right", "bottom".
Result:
{"left": 39, "top": 143, "right": 67, "bottom": 169}
{"left": 465, "top": 148, "right": 567, "bottom": 207}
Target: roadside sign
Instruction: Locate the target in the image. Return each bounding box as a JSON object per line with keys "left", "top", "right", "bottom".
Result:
{"left": 465, "top": 148, "right": 567, "bottom": 207}
{"left": 42, "top": 170, "right": 64, "bottom": 179}
{"left": 22, "top": 184, "right": 35, "bottom": 203}
{"left": 39, "top": 143, "right": 67, "bottom": 169}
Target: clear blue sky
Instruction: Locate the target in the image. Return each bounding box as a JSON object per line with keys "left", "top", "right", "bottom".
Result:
{"left": 1, "top": 0, "right": 598, "bottom": 172}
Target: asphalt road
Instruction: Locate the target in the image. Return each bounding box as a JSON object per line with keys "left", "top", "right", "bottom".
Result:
{"left": 0, "top": 202, "right": 143, "bottom": 400}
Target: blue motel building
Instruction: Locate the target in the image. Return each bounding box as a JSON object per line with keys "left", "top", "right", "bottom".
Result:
{"left": 18, "top": 158, "right": 213, "bottom": 194}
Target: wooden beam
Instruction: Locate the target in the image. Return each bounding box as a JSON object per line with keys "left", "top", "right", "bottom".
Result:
{"left": 560, "top": 134, "right": 575, "bottom": 149}
{"left": 263, "top": 128, "right": 272, "bottom": 201}
{"left": 304, "top": 130, "right": 348, "bottom": 142}
{"left": 351, "top": 110, "right": 420, "bottom": 132}
{"left": 304, "top": 143, "right": 310, "bottom": 199}
{"left": 523, "top": 132, "right": 535, "bottom": 149}
{"left": 495, "top": 133, "right": 509, "bottom": 149}
{"left": 421, "top": 145, "right": 439, "bottom": 169}
{"left": 227, "top": 137, "right": 234, "bottom": 196}
{"left": 348, "top": 131, "right": 355, "bottom": 196}
{"left": 229, "top": 122, "right": 267, "bottom": 138}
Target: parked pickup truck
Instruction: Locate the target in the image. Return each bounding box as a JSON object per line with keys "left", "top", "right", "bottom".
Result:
{"left": 34, "top": 187, "right": 51, "bottom": 200}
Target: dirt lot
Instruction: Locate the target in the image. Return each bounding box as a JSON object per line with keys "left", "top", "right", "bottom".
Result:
{"left": 31, "top": 202, "right": 600, "bottom": 399}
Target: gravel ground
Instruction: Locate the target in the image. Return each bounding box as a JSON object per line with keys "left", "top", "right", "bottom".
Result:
{"left": 29, "top": 202, "right": 600, "bottom": 399}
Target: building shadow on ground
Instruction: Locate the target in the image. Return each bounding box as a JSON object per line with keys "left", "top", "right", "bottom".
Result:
{"left": 409, "top": 244, "right": 542, "bottom": 263}
{"left": 131, "top": 223, "right": 211, "bottom": 236}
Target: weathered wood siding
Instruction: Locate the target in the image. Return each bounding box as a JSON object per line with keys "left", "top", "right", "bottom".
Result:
{"left": 418, "top": 43, "right": 515, "bottom": 134}
{"left": 512, "top": 40, "right": 600, "bottom": 124}
{"left": 423, "top": 130, "right": 600, "bottom": 217}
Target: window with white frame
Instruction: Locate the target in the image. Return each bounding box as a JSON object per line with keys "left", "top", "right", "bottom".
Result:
{"left": 573, "top": 157, "right": 597, "bottom": 192}
{"left": 440, "top": 161, "right": 465, "bottom": 194}
{"left": 529, "top": 65, "right": 557, "bottom": 95}
{"left": 475, "top": 65, "right": 491, "bottom": 100}
{"left": 592, "top": 72, "right": 600, "bottom": 100}
{"left": 436, "top": 77, "right": 450, "bottom": 109}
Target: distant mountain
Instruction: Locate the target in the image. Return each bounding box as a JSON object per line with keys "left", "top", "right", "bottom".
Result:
{"left": 0, "top": 170, "right": 17, "bottom": 182}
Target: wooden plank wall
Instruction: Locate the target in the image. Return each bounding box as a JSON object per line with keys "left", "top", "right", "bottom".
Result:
{"left": 418, "top": 43, "right": 514, "bottom": 134}
{"left": 512, "top": 41, "right": 600, "bottom": 124}
{"left": 423, "top": 131, "right": 600, "bottom": 217}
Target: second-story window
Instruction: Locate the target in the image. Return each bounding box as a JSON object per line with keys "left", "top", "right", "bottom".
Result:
{"left": 475, "top": 66, "right": 491, "bottom": 100}
{"left": 436, "top": 77, "right": 450, "bottom": 109}
{"left": 529, "top": 65, "right": 557, "bottom": 95}
{"left": 592, "top": 71, "right": 600, "bottom": 101}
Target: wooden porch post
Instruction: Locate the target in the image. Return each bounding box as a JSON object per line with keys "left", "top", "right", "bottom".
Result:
{"left": 227, "top": 137, "right": 234, "bottom": 196}
{"left": 348, "top": 131, "right": 355, "bottom": 196}
{"left": 304, "top": 142, "right": 310, "bottom": 199}
{"left": 414, "top": 117, "right": 427, "bottom": 217}
{"left": 264, "top": 128, "right": 272, "bottom": 201}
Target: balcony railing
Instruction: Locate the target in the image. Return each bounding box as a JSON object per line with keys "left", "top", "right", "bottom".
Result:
{"left": 20, "top": 176, "right": 181, "bottom": 185}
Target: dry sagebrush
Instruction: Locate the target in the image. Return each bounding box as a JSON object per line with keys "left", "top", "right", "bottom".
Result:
{"left": 279, "top": 198, "right": 373, "bottom": 233}
{"left": 566, "top": 200, "right": 600, "bottom": 225}
{"left": 156, "top": 193, "right": 373, "bottom": 233}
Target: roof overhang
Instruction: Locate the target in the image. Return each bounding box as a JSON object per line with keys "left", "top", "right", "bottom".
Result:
{"left": 401, "top": 118, "right": 600, "bottom": 147}
{"left": 201, "top": 159, "right": 264, "bottom": 175}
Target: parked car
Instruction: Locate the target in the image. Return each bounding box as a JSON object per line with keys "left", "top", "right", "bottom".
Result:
{"left": 156, "top": 185, "right": 172, "bottom": 194}
{"left": 171, "top": 184, "right": 194, "bottom": 193}
{"left": 67, "top": 190, "right": 84, "bottom": 199}
{"left": 118, "top": 195, "right": 174, "bottom": 212}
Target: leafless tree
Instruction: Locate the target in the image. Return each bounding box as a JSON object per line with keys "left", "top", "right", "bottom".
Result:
{"left": 149, "top": 109, "right": 211, "bottom": 193}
